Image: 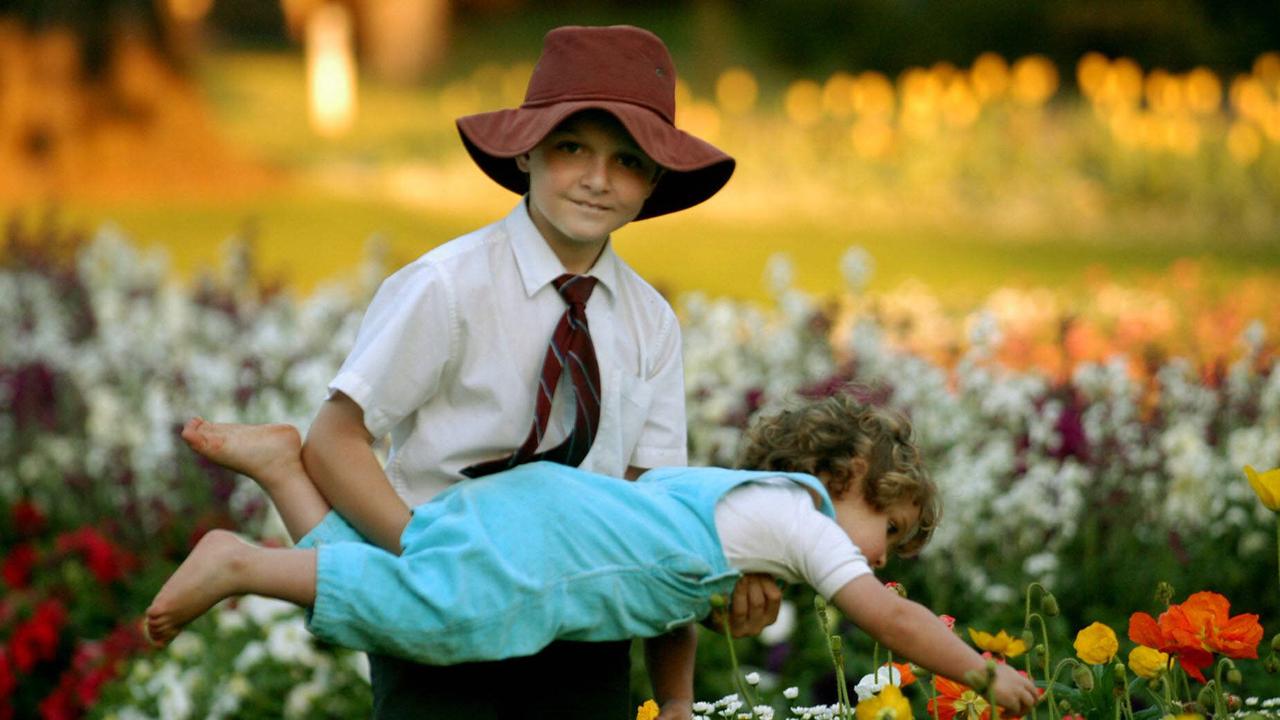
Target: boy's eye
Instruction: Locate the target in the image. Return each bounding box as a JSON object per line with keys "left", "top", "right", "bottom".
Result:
{"left": 887, "top": 522, "right": 900, "bottom": 536}
{"left": 556, "top": 141, "right": 581, "bottom": 153}
{"left": 617, "top": 154, "right": 643, "bottom": 169}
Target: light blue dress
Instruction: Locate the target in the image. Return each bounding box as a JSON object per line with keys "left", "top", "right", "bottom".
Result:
{"left": 297, "top": 461, "right": 835, "bottom": 665}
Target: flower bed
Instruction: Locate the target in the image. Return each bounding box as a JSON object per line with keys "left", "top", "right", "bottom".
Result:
{"left": 3, "top": 222, "right": 1279, "bottom": 717}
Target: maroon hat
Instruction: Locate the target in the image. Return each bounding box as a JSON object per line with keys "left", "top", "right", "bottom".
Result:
{"left": 456, "top": 25, "right": 735, "bottom": 220}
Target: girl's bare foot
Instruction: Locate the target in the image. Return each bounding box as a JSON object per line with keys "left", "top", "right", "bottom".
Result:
{"left": 182, "top": 418, "right": 304, "bottom": 493}
{"left": 145, "top": 529, "right": 250, "bottom": 646}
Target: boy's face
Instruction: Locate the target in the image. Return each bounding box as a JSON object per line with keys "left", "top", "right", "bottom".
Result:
{"left": 832, "top": 490, "right": 921, "bottom": 570}
{"left": 517, "top": 111, "right": 661, "bottom": 264}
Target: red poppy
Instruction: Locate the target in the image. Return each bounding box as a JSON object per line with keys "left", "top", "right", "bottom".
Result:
{"left": 11, "top": 500, "right": 46, "bottom": 538}
{"left": 930, "top": 673, "right": 993, "bottom": 720}
{"left": 928, "top": 656, "right": 1035, "bottom": 720}
{"left": 0, "top": 647, "right": 15, "bottom": 699}
{"left": 56, "top": 527, "right": 136, "bottom": 585}
{"left": 8, "top": 599, "right": 67, "bottom": 672}
{"left": 1, "top": 544, "right": 37, "bottom": 589}
{"left": 1128, "top": 591, "right": 1262, "bottom": 683}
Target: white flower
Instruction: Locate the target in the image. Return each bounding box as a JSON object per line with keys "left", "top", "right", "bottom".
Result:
{"left": 763, "top": 253, "right": 793, "bottom": 296}
{"left": 745, "top": 671, "right": 761, "bottom": 685}
{"left": 266, "top": 616, "right": 318, "bottom": 665}
{"left": 839, "top": 246, "right": 874, "bottom": 293}
{"left": 783, "top": 686, "right": 800, "bottom": 699}
{"left": 854, "top": 665, "right": 901, "bottom": 701}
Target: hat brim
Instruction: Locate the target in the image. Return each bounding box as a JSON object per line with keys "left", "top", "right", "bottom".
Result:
{"left": 457, "top": 101, "right": 734, "bottom": 220}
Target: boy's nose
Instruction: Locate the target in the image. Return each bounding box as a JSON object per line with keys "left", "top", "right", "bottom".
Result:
{"left": 579, "top": 157, "right": 609, "bottom": 191}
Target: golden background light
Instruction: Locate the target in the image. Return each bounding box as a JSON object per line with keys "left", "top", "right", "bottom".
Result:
{"left": 305, "top": 3, "right": 358, "bottom": 138}
{"left": 715, "top": 67, "right": 759, "bottom": 115}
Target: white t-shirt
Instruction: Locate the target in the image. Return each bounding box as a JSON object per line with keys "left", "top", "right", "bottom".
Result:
{"left": 331, "top": 201, "right": 688, "bottom": 505}
{"left": 715, "top": 479, "right": 872, "bottom": 599}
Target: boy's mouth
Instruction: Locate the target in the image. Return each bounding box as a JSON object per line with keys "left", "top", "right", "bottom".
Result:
{"left": 570, "top": 199, "right": 611, "bottom": 213}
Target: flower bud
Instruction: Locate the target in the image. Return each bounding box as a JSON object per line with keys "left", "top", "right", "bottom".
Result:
{"left": 1112, "top": 663, "right": 1126, "bottom": 684}
{"left": 1227, "top": 694, "right": 1242, "bottom": 712}
{"left": 1071, "top": 663, "right": 1094, "bottom": 691}
{"left": 1196, "top": 681, "right": 1216, "bottom": 710}
{"left": 885, "top": 581, "right": 908, "bottom": 598}
{"left": 1266, "top": 654, "right": 1280, "bottom": 674}
{"left": 711, "top": 594, "right": 727, "bottom": 609}
{"left": 1058, "top": 700, "right": 1072, "bottom": 714}
{"left": 963, "top": 669, "right": 990, "bottom": 692}
{"left": 1226, "top": 667, "right": 1242, "bottom": 685}
{"left": 1271, "top": 633, "right": 1280, "bottom": 653}
{"left": 1154, "top": 582, "right": 1175, "bottom": 607}
{"left": 814, "top": 595, "right": 827, "bottom": 612}
{"left": 1041, "top": 593, "right": 1060, "bottom": 617}
{"left": 1034, "top": 644, "right": 1046, "bottom": 655}
{"left": 1021, "top": 629, "right": 1035, "bottom": 648}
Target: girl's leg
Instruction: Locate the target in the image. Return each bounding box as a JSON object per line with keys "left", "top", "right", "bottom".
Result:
{"left": 182, "top": 418, "right": 330, "bottom": 543}
{"left": 145, "top": 529, "right": 317, "bottom": 645}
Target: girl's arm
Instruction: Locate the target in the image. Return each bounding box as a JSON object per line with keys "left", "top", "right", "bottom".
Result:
{"left": 301, "top": 393, "right": 412, "bottom": 555}
{"left": 832, "top": 575, "right": 1039, "bottom": 713}
{"left": 644, "top": 625, "right": 696, "bottom": 720}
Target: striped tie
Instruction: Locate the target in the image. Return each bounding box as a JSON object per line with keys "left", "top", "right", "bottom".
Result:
{"left": 461, "top": 274, "right": 601, "bottom": 478}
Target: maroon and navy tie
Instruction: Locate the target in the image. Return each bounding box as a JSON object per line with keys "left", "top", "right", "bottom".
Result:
{"left": 461, "top": 274, "right": 601, "bottom": 478}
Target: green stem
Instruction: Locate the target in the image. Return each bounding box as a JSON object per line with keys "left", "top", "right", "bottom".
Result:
{"left": 1033, "top": 614, "right": 1057, "bottom": 720}
{"left": 719, "top": 611, "right": 758, "bottom": 715}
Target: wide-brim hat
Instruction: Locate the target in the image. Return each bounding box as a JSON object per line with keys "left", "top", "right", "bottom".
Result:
{"left": 456, "top": 25, "right": 735, "bottom": 220}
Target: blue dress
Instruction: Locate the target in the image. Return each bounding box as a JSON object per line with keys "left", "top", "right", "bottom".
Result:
{"left": 298, "top": 461, "right": 835, "bottom": 665}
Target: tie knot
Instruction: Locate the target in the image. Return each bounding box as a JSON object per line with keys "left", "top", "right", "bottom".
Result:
{"left": 553, "top": 274, "right": 597, "bottom": 307}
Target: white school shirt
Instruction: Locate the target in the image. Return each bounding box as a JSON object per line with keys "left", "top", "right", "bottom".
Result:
{"left": 715, "top": 479, "right": 873, "bottom": 599}
{"left": 330, "top": 201, "right": 688, "bottom": 506}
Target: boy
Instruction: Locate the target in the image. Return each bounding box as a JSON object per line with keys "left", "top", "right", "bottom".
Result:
{"left": 147, "top": 396, "right": 1041, "bottom": 718}
{"left": 294, "top": 24, "right": 770, "bottom": 719}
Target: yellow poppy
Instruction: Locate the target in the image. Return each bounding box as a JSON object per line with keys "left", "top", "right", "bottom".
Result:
{"left": 967, "top": 628, "right": 1027, "bottom": 658}
{"left": 1244, "top": 465, "right": 1280, "bottom": 511}
{"left": 635, "top": 699, "right": 660, "bottom": 720}
{"left": 1073, "top": 622, "right": 1119, "bottom": 665}
{"left": 856, "top": 683, "right": 914, "bottom": 720}
{"left": 1127, "top": 645, "right": 1170, "bottom": 679}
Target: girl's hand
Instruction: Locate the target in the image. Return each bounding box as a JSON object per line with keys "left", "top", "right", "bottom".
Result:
{"left": 991, "top": 663, "right": 1040, "bottom": 716}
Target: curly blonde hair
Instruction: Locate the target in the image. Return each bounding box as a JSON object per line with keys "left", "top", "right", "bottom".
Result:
{"left": 735, "top": 393, "right": 939, "bottom": 557}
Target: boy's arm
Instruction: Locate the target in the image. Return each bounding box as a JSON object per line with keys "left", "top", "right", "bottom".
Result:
{"left": 644, "top": 625, "right": 696, "bottom": 720}
{"left": 302, "top": 392, "right": 412, "bottom": 555}
{"left": 832, "top": 575, "right": 1039, "bottom": 713}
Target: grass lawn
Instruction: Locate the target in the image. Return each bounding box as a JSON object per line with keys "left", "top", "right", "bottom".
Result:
{"left": 55, "top": 190, "right": 1277, "bottom": 307}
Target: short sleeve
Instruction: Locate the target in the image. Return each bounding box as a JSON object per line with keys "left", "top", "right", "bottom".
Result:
{"left": 629, "top": 312, "right": 688, "bottom": 469}
{"left": 329, "top": 261, "right": 456, "bottom": 439}
{"left": 785, "top": 513, "right": 873, "bottom": 600}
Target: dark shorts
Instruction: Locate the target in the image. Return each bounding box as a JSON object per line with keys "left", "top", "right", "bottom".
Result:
{"left": 370, "top": 639, "right": 632, "bottom": 719}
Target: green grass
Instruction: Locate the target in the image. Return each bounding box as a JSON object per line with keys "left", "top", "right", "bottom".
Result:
{"left": 58, "top": 192, "right": 1280, "bottom": 306}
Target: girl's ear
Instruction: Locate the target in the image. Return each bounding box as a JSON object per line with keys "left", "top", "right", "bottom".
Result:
{"left": 515, "top": 153, "right": 531, "bottom": 173}
{"left": 848, "top": 457, "right": 869, "bottom": 489}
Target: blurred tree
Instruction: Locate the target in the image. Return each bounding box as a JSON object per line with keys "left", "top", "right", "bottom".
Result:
{"left": 0, "top": 0, "right": 272, "bottom": 201}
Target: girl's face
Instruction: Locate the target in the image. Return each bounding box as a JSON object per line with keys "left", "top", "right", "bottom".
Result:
{"left": 516, "top": 111, "right": 661, "bottom": 268}
{"left": 831, "top": 482, "right": 921, "bottom": 570}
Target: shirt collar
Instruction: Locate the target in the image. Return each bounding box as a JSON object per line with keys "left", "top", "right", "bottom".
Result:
{"left": 505, "top": 199, "right": 620, "bottom": 301}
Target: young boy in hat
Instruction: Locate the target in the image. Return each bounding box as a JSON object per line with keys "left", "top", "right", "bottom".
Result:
{"left": 297, "top": 24, "right": 766, "bottom": 719}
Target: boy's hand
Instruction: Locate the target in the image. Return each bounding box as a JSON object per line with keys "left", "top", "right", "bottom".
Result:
{"left": 721, "top": 574, "right": 781, "bottom": 637}
{"left": 991, "top": 663, "right": 1040, "bottom": 716}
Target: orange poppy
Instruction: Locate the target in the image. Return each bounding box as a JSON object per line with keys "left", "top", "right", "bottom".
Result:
{"left": 1128, "top": 591, "right": 1262, "bottom": 683}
